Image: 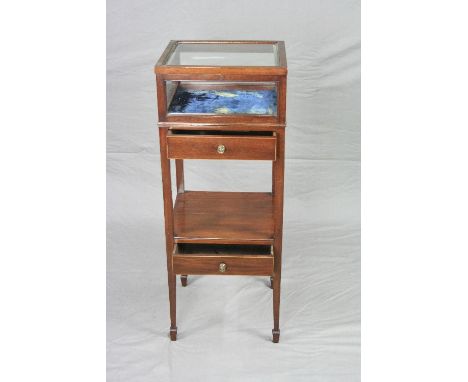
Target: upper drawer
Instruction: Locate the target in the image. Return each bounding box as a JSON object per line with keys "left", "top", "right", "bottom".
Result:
{"left": 166, "top": 133, "right": 277, "bottom": 160}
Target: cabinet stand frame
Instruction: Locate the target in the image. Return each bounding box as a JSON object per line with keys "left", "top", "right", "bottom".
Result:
{"left": 155, "top": 40, "right": 287, "bottom": 342}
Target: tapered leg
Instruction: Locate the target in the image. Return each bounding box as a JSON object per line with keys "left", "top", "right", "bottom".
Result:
{"left": 168, "top": 272, "right": 177, "bottom": 341}
{"left": 180, "top": 275, "right": 188, "bottom": 287}
{"left": 272, "top": 128, "right": 285, "bottom": 343}
{"left": 272, "top": 267, "right": 281, "bottom": 343}
{"left": 159, "top": 128, "right": 177, "bottom": 341}
{"left": 269, "top": 276, "right": 274, "bottom": 289}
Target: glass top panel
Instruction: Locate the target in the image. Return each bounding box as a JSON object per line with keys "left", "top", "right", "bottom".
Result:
{"left": 166, "top": 43, "right": 279, "bottom": 66}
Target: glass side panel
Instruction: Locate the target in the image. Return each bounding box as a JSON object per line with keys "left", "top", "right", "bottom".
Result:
{"left": 166, "top": 81, "right": 277, "bottom": 116}
{"left": 166, "top": 43, "right": 278, "bottom": 66}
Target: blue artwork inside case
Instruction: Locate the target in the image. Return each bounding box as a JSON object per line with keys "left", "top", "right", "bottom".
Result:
{"left": 168, "top": 88, "right": 277, "bottom": 115}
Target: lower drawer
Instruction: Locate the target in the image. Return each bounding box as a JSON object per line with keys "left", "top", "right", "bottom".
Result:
{"left": 172, "top": 244, "right": 274, "bottom": 276}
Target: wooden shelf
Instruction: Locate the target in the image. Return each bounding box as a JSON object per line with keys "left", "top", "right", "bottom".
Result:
{"left": 173, "top": 191, "right": 274, "bottom": 245}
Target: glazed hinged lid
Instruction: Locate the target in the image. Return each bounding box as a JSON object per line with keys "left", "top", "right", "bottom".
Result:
{"left": 155, "top": 40, "right": 287, "bottom": 76}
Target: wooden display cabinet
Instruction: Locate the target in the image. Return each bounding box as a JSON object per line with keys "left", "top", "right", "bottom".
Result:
{"left": 154, "top": 40, "right": 287, "bottom": 343}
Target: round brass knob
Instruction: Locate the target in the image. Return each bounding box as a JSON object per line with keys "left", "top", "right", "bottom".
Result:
{"left": 217, "top": 144, "right": 225, "bottom": 154}
{"left": 219, "top": 262, "right": 227, "bottom": 273}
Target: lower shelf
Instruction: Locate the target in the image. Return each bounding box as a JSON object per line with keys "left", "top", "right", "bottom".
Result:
{"left": 173, "top": 191, "right": 274, "bottom": 245}
{"left": 172, "top": 243, "right": 274, "bottom": 276}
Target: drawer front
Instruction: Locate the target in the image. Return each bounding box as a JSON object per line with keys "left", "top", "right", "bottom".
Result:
{"left": 173, "top": 255, "right": 274, "bottom": 276}
{"left": 166, "top": 135, "right": 276, "bottom": 160}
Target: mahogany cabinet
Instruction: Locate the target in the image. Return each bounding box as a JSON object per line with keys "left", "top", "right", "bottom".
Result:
{"left": 154, "top": 40, "right": 287, "bottom": 343}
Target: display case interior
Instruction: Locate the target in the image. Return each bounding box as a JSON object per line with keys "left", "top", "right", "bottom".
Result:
{"left": 166, "top": 81, "right": 277, "bottom": 115}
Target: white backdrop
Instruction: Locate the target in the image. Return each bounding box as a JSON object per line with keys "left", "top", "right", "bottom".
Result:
{"left": 107, "top": 1, "right": 360, "bottom": 381}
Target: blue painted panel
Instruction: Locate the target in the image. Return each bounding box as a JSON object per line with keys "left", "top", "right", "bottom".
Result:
{"left": 168, "top": 89, "right": 277, "bottom": 115}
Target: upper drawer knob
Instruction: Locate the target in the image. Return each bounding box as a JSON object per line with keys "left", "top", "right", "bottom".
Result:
{"left": 219, "top": 262, "right": 227, "bottom": 273}
{"left": 217, "top": 144, "right": 226, "bottom": 154}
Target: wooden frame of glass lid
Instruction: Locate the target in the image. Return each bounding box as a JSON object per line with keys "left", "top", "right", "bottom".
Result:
{"left": 154, "top": 40, "right": 287, "bottom": 126}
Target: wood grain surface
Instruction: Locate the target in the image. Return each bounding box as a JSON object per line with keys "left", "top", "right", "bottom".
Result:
{"left": 173, "top": 191, "right": 274, "bottom": 245}
{"left": 167, "top": 134, "right": 276, "bottom": 160}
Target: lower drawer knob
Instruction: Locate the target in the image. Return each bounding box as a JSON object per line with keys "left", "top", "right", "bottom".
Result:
{"left": 219, "top": 262, "right": 227, "bottom": 273}
{"left": 217, "top": 144, "right": 226, "bottom": 154}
